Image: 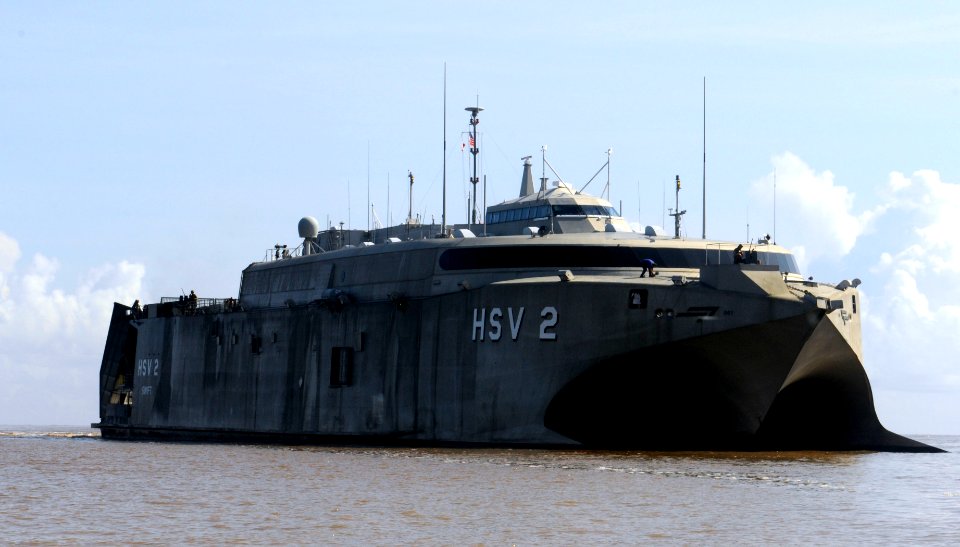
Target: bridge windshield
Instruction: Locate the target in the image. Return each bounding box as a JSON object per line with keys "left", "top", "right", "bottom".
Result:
{"left": 485, "top": 204, "right": 620, "bottom": 224}
{"left": 552, "top": 204, "right": 619, "bottom": 216}
{"left": 439, "top": 245, "right": 800, "bottom": 274}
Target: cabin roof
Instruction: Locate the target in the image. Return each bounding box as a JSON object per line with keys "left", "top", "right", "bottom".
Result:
{"left": 487, "top": 183, "right": 612, "bottom": 211}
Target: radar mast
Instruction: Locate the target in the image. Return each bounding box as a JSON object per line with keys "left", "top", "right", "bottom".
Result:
{"left": 669, "top": 175, "right": 686, "bottom": 239}
{"left": 465, "top": 105, "right": 483, "bottom": 230}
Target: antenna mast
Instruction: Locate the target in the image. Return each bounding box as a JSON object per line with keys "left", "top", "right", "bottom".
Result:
{"left": 407, "top": 171, "right": 414, "bottom": 224}
{"left": 605, "top": 148, "right": 612, "bottom": 200}
{"left": 669, "top": 175, "right": 686, "bottom": 239}
{"left": 442, "top": 63, "right": 447, "bottom": 236}
{"left": 702, "top": 76, "right": 706, "bottom": 239}
{"left": 540, "top": 145, "right": 549, "bottom": 193}
{"left": 465, "top": 103, "right": 483, "bottom": 230}
{"left": 367, "top": 141, "right": 371, "bottom": 232}
{"left": 483, "top": 174, "right": 487, "bottom": 235}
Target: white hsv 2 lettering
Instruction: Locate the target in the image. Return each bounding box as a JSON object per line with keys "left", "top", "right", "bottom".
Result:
{"left": 472, "top": 306, "right": 557, "bottom": 341}
{"left": 539, "top": 306, "right": 558, "bottom": 340}
{"left": 135, "top": 358, "right": 160, "bottom": 377}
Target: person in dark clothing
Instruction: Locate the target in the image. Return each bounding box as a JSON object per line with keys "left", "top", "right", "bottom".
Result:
{"left": 640, "top": 258, "right": 656, "bottom": 277}
{"left": 733, "top": 244, "right": 744, "bottom": 264}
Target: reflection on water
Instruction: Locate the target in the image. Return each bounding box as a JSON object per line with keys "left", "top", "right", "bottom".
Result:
{"left": 1, "top": 428, "right": 957, "bottom": 544}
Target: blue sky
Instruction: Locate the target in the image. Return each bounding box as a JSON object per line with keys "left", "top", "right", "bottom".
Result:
{"left": 1, "top": 2, "right": 959, "bottom": 434}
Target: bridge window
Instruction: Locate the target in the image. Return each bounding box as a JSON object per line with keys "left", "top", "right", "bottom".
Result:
{"left": 582, "top": 205, "right": 619, "bottom": 216}
{"left": 553, "top": 204, "right": 584, "bottom": 216}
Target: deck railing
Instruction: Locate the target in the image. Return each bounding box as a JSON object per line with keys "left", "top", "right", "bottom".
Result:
{"left": 156, "top": 296, "right": 241, "bottom": 315}
{"left": 160, "top": 296, "right": 228, "bottom": 307}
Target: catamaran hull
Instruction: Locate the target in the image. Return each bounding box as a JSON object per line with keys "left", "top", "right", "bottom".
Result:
{"left": 94, "top": 275, "right": 938, "bottom": 452}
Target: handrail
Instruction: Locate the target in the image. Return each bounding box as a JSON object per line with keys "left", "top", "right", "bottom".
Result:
{"left": 156, "top": 296, "right": 241, "bottom": 315}
{"left": 159, "top": 297, "right": 229, "bottom": 307}
{"left": 263, "top": 243, "right": 294, "bottom": 262}
{"left": 704, "top": 242, "right": 768, "bottom": 266}
{"left": 704, "top": 242, "right": 730, "bottom": 265}
{"left": 260, "top": 241, "right": 321, "bottom": 263}
{"left": 160, "top": 296, "right": 237, "bottom": 309}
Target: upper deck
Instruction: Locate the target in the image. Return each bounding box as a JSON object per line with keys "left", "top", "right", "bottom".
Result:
{"left": 238, "top": 231, "right": 801, "bottom": 309}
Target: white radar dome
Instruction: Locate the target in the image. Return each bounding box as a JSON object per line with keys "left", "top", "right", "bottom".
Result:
{"left": 298, "top": 216, "right": 320, "bottom": 238}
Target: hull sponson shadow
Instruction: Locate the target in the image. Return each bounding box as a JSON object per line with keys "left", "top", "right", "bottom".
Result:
{"left": 544, "top": 312, "right": 942, "bottom": 452}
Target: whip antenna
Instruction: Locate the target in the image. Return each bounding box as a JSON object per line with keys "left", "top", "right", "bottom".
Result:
{"left": 442, "top": 63, "right": 447, "bottom": 235}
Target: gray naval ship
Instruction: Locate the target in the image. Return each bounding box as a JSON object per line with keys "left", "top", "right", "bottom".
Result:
{"left": 94, "top": 151, "right": 939, "bottom": 452}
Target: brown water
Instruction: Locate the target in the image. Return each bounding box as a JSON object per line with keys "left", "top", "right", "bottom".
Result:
{"left": 1, "top": 428, "right": 958, "bottom": 544}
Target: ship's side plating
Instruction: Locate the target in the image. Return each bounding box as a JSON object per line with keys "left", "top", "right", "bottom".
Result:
{"left": 95, "top": 236, "right": 938, "bottom": 451}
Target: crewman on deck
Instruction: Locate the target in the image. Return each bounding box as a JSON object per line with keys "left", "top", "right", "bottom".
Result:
{"left": 131, "top": 299, "right": 142, "bottom": 318}
{"left": 640, "top": 258, "right": 656, "bottom": 278}
{"left": 733, "top": 244, "right": 744, "bottom": 264}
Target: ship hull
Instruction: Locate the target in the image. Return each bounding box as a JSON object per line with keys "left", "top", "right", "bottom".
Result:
{"left": 94, "top": 270, "right": 939, "bottom": 452}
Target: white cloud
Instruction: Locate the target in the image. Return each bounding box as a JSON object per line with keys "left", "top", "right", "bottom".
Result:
{"left": 0, "top": 231, "right": 146, "bottom": 425}
{"left": 885, "top": 170, "right": 960, "bottom": 275}
{"left": 0, "top": 233, "right": 20, "bottom": 316}
{"left": 0, "top": 232, "right": 20, "bottom": 273}
{"left": 863, "top": 268, "right": 960, "bottom": 391}
{"left": 857, "top": 169, "right": 960, "bottom": 432}
{"left": 887, "top": 171, "right": 912, "bottom": 192}
{"left": 750, "top": 152, "right": 875, "bottom": 269}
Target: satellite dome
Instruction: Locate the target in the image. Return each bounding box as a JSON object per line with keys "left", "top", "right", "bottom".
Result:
{"left": 298, "top": 216, "right": 320, "bottom": 238}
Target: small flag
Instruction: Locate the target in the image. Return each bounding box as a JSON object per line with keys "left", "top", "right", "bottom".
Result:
{"left": 469, "top": 135, "right": 476, "bottom": 148}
